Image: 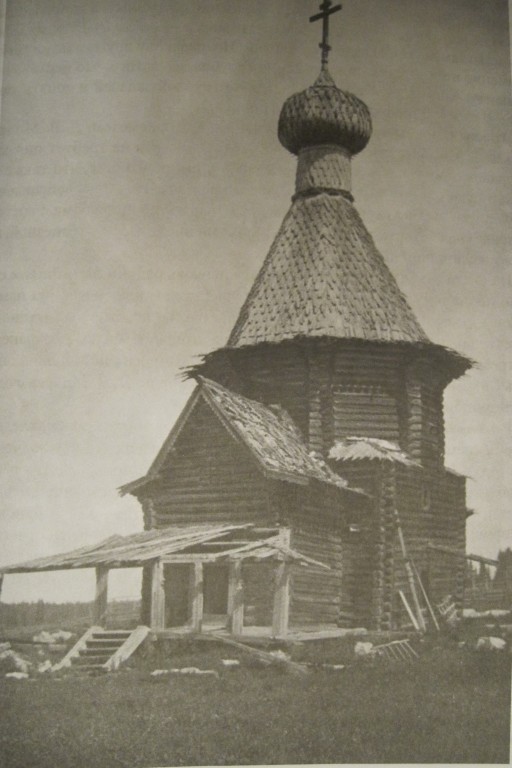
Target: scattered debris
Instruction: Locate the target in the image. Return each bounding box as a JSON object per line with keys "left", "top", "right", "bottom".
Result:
{"left": 322, "top": 663, "right": 345, "bottom": 671}
{"left": 462, "top": 608, "right": 480, "bottom": 619}
{"left": 463, "top": 608, "right": 510, "bottom": 619}
{"left": 0, "top": 642, "right": 11, "bottom": 653}
{"left": 370, "top": 639, "right": 419, "bottom": 662}
{"left": 354, "top": 641, "right": 374, "bottom": 656}
{"left": 437, "top": 596, "right": 458, "bottom": 625}
{"left": 170, "top": 667, "right": 219, "bottom": 678}
{"left": 221, "top": 659, "right": 240, "bottom": 668}
{"left": 268, "top": 649, "right": 290, "bottom": 662}
{"left": 0, "top": 647, "right": 31, "bottom": 674}
{"left": 476, "top": 637, "right": 506, "bottom": 652}
{"left": 37, "top": 660, "right": 53, "bottom": 674}
{"left": 33, "top": 630, "right": 73, "bottom": 644}
{"left": 207, "top": 633, "right": 310, "bottom": 676}
{"left": 5, "top": 671, "right": 29, "bottom": 680}
{"left": 150, "top": 669, "right": 171, "bottom": 676}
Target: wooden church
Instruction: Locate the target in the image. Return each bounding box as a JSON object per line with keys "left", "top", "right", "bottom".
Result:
{"left": 118, "top": 2, "right": 472, "bottom": 633}
{"left": 1, "top": 3, "right": 472, "bottom": 640}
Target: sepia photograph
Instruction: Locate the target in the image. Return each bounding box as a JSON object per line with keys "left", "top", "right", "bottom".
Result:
{"left": 0, "top": 0, "right": 511, "bottom": 765}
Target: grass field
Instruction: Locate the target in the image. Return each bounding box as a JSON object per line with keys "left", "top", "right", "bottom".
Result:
{"left": 0, "top": 635, "right": 510, "bottom": 767}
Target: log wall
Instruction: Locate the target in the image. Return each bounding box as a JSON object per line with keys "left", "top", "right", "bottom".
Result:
{"left": 268, "top": 481, "right": 348, "bottom": 628}
{"left": 429, "top": 470, "right": 467, "bottom": 607}
{"left": 137, "top": 397, "right": 271, "bottom": 528}
{"left": 136, "top": 338, "right": 465, "bottom": 630}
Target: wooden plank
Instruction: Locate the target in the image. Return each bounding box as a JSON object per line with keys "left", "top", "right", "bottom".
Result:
{"left": 204, "top": 633, "right": 309, "bottom": 676}
{"left": 398, "top": 590, "right": 420, "bottom": 631}
{"left": 227, "top": 560, "right": 244, "bottom": 635}
{"left": 427, "top": 543, "right": 498, "bottom": 567}
{"left": 150, "top": 560, "right": 165, "bottom": 630}
{"left": 94, "top": 566, "right": 109, "bottom": 625}
{"left": 272, "top": 561, "right": 290, "bottom": 637}
{"left": 189, "top": 562, "right": 203, "bottom": 632}
{"left": 394, "top": 511, "right": 426, "bottom": 631}
{"left": 105, "top": 625, "right": 151, "bottom": 671}
{"left": 411, "top": 560, "right": 440, "bottom": 631}
{"left": 272, "top": 529, "right": 291, "bottom": 637}
{"left": 52, "top": 626, "right": 102, "bottom": 672}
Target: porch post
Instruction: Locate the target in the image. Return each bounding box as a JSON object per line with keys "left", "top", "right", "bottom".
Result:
{"left": 272, "top": 560, "right": 290, "bottom": 637}
{"left": 272, "top": 528, "right": 291, "bottom": 638}
{"left": 227, "top": 560, "right": 244, "bottom": 635}
{"left": 94, "top": 566, "right": 109, "bottom": 626}
{"left": 190, "top": 562, "right": 203, "bottom": 632}
{"left": 150, "top": 560, "right": 165, "bottom": 630}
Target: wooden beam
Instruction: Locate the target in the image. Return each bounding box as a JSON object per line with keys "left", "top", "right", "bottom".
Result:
{"left": 272, "top": 528, "right": 291, "bottom": 638}
{"left": 94, "top": 566, "right": 109, "bottom": 626}
{"left": 411, "top": 560, "right": 440, "bottom": 631}
{"left": 150, "top": 560, "right": 165, "bottom": 630}
{"left": 394, "top": 512, "right": 426, "bottom": 632}
{"left": 272, "top": 560, "right": 290, "bottom": 637}
{"left": 399, "top": 590, "right": 420, "bottom": 631}
{"left": 189, "top": 562, "right": 203, "bottom": 632}
{"left": 204, "top": 633, "right": 309, "bottom": 676}
{"left": 227, "top": 560, "right": 244, "bottom": 635}
{"left": 427, "top": 543, "right": 498, "bottom": 567}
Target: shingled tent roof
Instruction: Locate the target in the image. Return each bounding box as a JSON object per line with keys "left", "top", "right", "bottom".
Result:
{"left": 227, "top": 193, "right": 429, "bottom": 348}
{"left": 120, "top": 377, "right": 363, "bottom": 497}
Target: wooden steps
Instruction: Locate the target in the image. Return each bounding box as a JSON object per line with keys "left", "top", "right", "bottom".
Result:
{"left": 52, "top": 626, "right": 150, "bottom": 673}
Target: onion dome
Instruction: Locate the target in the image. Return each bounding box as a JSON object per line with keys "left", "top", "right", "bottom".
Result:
{"left": 278, "top": 68, "right": 372, "bottom": 156}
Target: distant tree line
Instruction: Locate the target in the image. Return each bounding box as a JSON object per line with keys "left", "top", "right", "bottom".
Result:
{"left": 0, "top": 599, "right": 140, "bottom": 628}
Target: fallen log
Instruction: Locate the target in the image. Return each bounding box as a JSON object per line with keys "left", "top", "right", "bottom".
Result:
{"left": 200, "top": 633, "right": 310, "bottom": 676}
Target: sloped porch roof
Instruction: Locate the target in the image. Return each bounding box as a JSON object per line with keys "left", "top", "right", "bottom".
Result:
{"left": 0, "top": 524, "right": 329, "bottom": 574}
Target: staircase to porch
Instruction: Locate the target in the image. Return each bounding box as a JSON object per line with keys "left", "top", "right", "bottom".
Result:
{"left": 52, "top": 625, "right": 150, "bottom": 673}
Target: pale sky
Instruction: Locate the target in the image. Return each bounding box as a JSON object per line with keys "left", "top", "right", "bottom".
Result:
{"left": 0, "top": 0, "right": 511, "bottom": 603}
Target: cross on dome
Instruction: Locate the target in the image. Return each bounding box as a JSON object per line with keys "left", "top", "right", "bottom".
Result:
{"left": 309, "top": 0, "right": 342, "bottom": 70}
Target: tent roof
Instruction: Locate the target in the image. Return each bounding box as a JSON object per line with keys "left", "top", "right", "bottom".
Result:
{"left": 227, "top": 194, "right": 430, "bottom": 347}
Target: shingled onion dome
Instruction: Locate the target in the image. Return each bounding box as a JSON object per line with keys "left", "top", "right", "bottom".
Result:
{"left": 278, "top": 68, "right": 372, "bottom": 199}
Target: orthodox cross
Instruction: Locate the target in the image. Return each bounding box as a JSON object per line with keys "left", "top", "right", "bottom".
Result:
{"left": 309, "top": 0, "right": 342, "bottom": 70}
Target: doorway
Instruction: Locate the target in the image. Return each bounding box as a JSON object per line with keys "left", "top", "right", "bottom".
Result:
{"left": 164, "top": 564, "right": 191, "bottom": 627}
{"left": 203, "top": 564, "right": 229, "bottom": 617}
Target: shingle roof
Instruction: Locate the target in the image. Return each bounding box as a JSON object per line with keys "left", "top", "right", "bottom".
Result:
{"left": 329, "top": 437, "right": 419, "bottom": 466}
{"left": 120, "top": 378, "right": 364, "bottom": 497}
{"left": 278, "top": 68, "right": 372, "bottom": 156}
{"left": 227, "top": 193, "right": 429, "bottom": 348}
{"left": 200, "top": 377, "right": 353, "bottom": 490}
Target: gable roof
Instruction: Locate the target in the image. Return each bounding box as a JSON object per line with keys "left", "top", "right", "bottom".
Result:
{"left": 227, "top": 194, "right": 429, "bottom": 348}
{"left": 120, "top": 377, "right": 363, "bottom": 497}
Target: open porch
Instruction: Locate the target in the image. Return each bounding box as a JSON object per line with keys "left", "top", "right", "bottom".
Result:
{"left": 0, "top": 523, "right": 330, "bottom": 639}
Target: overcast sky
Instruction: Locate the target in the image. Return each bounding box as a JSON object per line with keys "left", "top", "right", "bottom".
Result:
{"left": 0, "top": 0, "right": 510, "bottom": 603}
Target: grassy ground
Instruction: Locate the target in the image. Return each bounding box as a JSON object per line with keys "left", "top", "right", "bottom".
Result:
{"left": 0, "top": 633, "right": 510, "bottom": 767}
